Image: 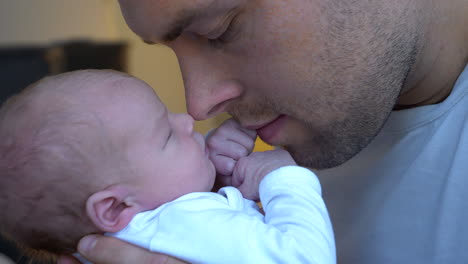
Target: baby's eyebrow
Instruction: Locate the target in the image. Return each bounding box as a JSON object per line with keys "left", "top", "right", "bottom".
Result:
{"left": 163, "top": 129, "right": 172, "bottom": 149}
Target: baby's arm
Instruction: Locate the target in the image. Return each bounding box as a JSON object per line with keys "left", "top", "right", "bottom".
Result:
{"left": 211, "top": 120, "right": 336, "bottom": 264}
{"left": 255, "top": 165, "right": 336, "bottom": 264}
{"left": 208, "top": 120, "right": 335, "bottom": 263}
{"left": 229, "top": 149, "right": 335, "bottom": 263}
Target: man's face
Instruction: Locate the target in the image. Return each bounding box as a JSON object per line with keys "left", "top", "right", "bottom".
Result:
{"left": 118, "top": 0, "right": 420, "bottom": 169}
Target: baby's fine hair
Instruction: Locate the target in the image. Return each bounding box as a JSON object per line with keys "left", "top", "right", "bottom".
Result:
{"left": 0, "top": 70, "right": 130, "bottom": 256}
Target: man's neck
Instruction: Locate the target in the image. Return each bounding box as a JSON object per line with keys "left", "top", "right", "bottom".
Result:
{"left": 395, "top": 0, "right": 468, "bottom": 109}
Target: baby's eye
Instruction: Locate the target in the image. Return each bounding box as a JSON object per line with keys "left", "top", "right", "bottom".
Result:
{"left": 163, "top": 130, "right": 172, "bottom": 148}
{"left": 208, "top": 15, "right": 241, "bottom": 49}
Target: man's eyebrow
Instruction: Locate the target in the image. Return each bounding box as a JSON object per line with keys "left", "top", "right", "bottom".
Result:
{"left": 143, "top": 9, "right": 202, "bottom": 45}
{"left": 165, "top": 9, "right": 200, "bottom": 42}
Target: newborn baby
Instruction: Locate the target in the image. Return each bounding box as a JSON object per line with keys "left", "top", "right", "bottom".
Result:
{"left": 0, "top": 70, "right": 335, "bottom": 264}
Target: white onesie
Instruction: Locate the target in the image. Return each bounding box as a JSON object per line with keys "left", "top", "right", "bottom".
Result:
{"left": 108, "top": 166, "right": 336, "bottom": 264}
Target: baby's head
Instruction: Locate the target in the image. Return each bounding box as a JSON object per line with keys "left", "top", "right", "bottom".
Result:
{"left": 0, "top": 70, "right": 215, "bottom": 256}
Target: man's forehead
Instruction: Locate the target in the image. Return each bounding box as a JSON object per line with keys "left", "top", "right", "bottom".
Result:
{"left": 118, "top": 0, "right": 235, "bottom": 42}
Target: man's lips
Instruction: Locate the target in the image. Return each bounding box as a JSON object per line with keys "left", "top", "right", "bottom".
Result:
{"left": 245, "top": 115, "right": 288, "bottom": 144}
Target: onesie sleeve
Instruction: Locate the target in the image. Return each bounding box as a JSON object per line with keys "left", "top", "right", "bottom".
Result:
{"left": 257, "top": 165, "right": 336, "bottom": 264}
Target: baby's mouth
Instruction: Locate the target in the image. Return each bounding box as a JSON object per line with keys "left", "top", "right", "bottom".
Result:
{"left": 204, "top": 144, "right": 210, "bottom": 157}
{"left": 193, "top": 132, "right": 207, "bottom": 155}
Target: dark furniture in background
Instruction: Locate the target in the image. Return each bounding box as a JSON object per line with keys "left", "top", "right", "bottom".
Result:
{"left": 0, "top": 40, "right": 127, "bottom": 263}
{"left": 0, "top": 40, "right": 127, "bottom": 104}
{"left": 0, "top": 47, "right": 51, "bottom": 104}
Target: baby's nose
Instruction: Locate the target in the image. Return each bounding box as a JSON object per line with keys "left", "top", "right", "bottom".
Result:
{"left": 177, "top": 113, "right": 195, "bottom": 134}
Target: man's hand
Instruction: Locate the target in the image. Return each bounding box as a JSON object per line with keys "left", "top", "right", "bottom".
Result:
{"left": 207, "top": 118, "right": 257, "bottom": 188}
{"left": 232, "top": 149, "right": 296, "bottom": 201}
{"left": 57, "top": 235, "right": 187, "bottom": 264}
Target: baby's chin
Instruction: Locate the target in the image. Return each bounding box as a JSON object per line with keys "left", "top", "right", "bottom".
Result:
{"left": 198, "top": 172, "right": 216, "bottom": 193}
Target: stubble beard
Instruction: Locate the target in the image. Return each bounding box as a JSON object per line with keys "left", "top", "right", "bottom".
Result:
{"left": 285, "top": 114, "right": 384, "bottom": 170}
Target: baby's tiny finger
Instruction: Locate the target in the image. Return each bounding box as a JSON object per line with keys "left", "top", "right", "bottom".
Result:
{"left": 240, "top": 127, "right": 257, "bottom": 139}
{"left": 208, "top": 140, "right": 250, "bottom": 160}
{"left": 210, "top": 155, "right": 236, "bottom": 176}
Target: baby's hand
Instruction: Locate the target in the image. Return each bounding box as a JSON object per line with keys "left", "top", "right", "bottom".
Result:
{"left": 232, "top": 149, "right": 297, "bottom": 201}
{"left": 207, "top": 118, "right": 257, "bottom": 180}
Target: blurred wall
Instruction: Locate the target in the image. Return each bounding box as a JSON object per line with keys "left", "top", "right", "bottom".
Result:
{"left": 0, "top": 0, "right": 218, "bottom": 133}
{"left": 0, "top": 0, "right": 120, "bottom": 45}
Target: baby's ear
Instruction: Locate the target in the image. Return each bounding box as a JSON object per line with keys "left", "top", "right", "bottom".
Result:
{"left": 86, "top": 185, "right": 141, "bottom": 233}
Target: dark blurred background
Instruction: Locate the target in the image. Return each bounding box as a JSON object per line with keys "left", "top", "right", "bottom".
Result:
{"left": 0, "top": 41, "right": 127, "bottom": 104}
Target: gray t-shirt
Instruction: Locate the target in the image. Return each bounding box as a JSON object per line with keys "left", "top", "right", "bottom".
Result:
{"left": 317, "top": 64, "right": 468, "bottom": 264}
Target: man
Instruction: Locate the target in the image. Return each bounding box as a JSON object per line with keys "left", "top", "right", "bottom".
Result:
{"left": 59, "top": 0, "right": 468, "bottom": 263}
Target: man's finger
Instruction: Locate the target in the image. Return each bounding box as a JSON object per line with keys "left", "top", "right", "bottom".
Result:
{"left": 78, "top": 235, "right": 186, "bottom": 264}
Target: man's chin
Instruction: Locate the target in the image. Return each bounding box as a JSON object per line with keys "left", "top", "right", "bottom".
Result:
{"left": 285, "top": 144, "right": 354, "bottom": 170}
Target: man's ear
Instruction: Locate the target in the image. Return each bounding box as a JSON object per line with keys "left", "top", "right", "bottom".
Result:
{"left": 86, "top": 185, "right": 141, "bottom": 233}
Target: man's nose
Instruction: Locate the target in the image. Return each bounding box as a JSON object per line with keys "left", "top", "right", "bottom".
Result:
{"left": 173, "top": 39, "right": 242, "bottom": 120}
{"left": 185, "top": 79, "right": 242, "bottom": 120}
